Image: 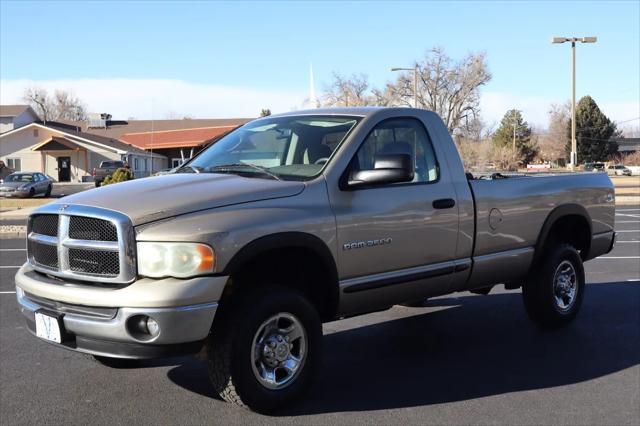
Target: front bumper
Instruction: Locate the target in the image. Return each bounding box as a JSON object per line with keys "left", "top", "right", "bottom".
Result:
{"left": 0, "top": 190, "right": 29, "bottom": 198}
{"left": 15, "top": 265, "right": 229, "bottom": 359}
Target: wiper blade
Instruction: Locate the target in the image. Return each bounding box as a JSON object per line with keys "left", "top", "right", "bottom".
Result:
{"left": 208, "top": 163, "right": 281, "bottom": 180}
{"left": 176, "top": 164, "right": 203, "bottom": 174}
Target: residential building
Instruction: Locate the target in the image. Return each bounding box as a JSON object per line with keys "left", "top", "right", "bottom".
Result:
{"left": 0, "top": 105, "right": 40, "bottom": 133}
{"left": 0, "top": 121, "right": 164, "bottom": 182}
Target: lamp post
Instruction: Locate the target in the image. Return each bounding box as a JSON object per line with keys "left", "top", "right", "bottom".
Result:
{"left": 551, "top": 36, "right": 597, "bottom": 168}
{"left": 391, "top": 66, "right": 418, "bottom": 108}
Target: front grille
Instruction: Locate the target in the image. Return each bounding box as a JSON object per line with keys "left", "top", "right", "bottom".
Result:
{"left": 26, "top": 205, "right": 136, "bottom": 284}
{"left": 69, "top": 216, "right": 117, "bottom": 241}
{"left": 28, "top": 239, "right": 58, "bottom": 269}
{"left": 31, "top": 214, "right": 58, "bottom": 237}
{"left": 69, "top": 248, "right": 120, "bottom": 276}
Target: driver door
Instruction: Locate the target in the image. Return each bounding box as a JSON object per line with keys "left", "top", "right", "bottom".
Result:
{"left": 328, "top": 117, "right": 459, "bottom": 312}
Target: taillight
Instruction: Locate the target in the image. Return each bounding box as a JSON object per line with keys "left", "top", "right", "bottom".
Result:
{"left": 92, "top": 168, "right": 96, "bottom": 176}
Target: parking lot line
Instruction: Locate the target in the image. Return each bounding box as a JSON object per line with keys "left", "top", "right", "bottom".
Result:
{"left": 0, "top": 249, "right": 26, "bottom": 251}
{"left": 0, "top": 266, "right": 21, "bottom": 269}
{"left": 617, "top": 208, "right": 640, "bottom": 212}
{"left": 598, "top": 256, "right": 640, "bottom": 259}
{"left": 0, "top": 291, "right": 16, "bottom": 294}
{"left": 616, "top": 230, "right": 640, "bottom": 233}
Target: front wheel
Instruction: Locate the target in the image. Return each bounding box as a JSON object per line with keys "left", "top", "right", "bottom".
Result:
{"left": 522, "top": 244, "right": 585, "bottom": 328}
{"left": 207, "top": 286, "right": 322, "bottom": 413}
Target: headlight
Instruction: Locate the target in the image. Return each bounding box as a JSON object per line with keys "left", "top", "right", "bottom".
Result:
{"left": 137, "top": 242, "right": 215, "bottom": 278}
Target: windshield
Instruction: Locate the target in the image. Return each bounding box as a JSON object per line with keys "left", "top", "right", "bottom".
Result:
{"left": 182, "top": 115, "right": 360, "bottom": 181}
{"left": 5, "top": 174, "right": 34, "bottom": 183}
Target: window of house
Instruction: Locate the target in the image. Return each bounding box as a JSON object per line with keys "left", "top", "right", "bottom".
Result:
{"left": 33, "top": 129, "right": 39, "bottom": 137}
{"left": 134, "top": 158, "right": 139, "bottom": 170}
{"left": 352, "top": 118, "right": 439, "bottom": 184}
{"left": 143, "top": 159, "right": 148, "bottom": 171}
{"left": 6, "top": 158, "right": 22, "bottom": 171}
{"left": 171, "top": 158, "right": 191, "bottom": 168}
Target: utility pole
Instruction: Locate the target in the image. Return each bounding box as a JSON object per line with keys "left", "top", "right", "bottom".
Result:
{"left": 513, "top": 117, "right": 517, "bottom": 151}
{"left": 391, "top": 66, "right": 419, "bottom": 108}
{"left": 552, "top": 36, "right": 597, "bottom": 169}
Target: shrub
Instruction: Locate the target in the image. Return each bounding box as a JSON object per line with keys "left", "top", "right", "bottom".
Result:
{"left": 102, "top": 168, "right": 134, "bottom": 186}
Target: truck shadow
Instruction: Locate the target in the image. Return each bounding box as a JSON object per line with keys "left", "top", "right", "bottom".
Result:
{"left": 166, "top": 282, "right": 640, "bottom": 414}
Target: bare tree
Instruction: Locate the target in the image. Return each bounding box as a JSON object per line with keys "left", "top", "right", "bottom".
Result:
{"left": 321, "top": 48, "right": 491, "bottom": 134}
{"left": 322, "top": 73, "right": 372, "bottom": 107}
{"left": 385, "top": 48, "right": 492, "bottom": 133}
{"left": 54, "top": 90, "right": 87, "bottom": 121}
{"left": 537, "top": 102, "right": 570, "bottom": 162}
{"left": 23, "top": 87, "right": 55, "bottom": 122}
{"left": 23, "top": 87, "right": 87, "bottom": 122}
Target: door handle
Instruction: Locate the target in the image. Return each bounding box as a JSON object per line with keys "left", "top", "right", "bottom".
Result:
{"left": 432, "top": 198, "right": 456, "bottom": 209}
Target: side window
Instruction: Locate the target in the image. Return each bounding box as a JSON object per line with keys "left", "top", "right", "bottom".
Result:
{"left": 353, "top": 118, "right": 438, "bottom": 183}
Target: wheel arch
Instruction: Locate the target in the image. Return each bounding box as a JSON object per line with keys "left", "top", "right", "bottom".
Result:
{"left": 534, "top": 204, "right": 592, "bottom": 262}
{"left": 220, "top": 232, "right": 339, "bottom": 321}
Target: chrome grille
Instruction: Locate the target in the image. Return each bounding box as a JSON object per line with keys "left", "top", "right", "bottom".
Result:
{"left": 69, "top": 248, "right": 120, "bottom": 276}
{"left": 31, "top": 214, "right": 59, "bottom": 237}
{"left": 69, "top": 216, "right": 117, "bottom": 241}
{"left": 28, "top": 239, "right": 58, "bottom": 269}
{"left": 27, "top": 204, "right": 136, "bottom": 284}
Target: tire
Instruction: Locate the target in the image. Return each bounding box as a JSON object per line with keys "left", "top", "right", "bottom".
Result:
{"left": 28, "top": 188, "right": 35, "bottom": 198}
{"left": 44, "top": 185, "right": 52, "bottom": 198}
{"left": 522, "top": 244, "right": 585, "bottom": 328}
{"left": 207, "top": 286, "right": 322, "bottom": 413}
{"left": 94, "top": 181, "right": 101, "bottom": 187}
{"left": 92, "top": 355, "right": 139, "bottom": 368}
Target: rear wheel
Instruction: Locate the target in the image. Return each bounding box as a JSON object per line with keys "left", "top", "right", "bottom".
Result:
{"left": 94, "top": 181, "right": 101, "bottom": 187}
{"left": 44, "top": 185, "right": 52, "bottom": 197}
{"left": 207, "top": 286, "right": 322, "bottom": 413}
{"left": 522, "top": 244, "right": 585, "bottom": 328}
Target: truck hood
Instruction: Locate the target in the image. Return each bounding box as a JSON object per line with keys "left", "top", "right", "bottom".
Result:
{"left": 53, "top": 173, "right": 305, "bottom": 225}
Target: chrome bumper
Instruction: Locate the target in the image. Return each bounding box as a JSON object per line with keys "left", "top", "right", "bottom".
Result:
{"left": 16, "top": 276, "right": 221, "bottom": 359}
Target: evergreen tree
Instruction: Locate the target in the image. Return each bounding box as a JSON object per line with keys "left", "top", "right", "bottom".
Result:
{"left": 566, "top": 96, "right": 618, "bottom": 163}
{"left": 493, "top": 109, "right": 537, "bottom": 164}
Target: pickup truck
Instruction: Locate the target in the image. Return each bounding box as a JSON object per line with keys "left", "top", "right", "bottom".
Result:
{"left": 15, "top": 108, "right": 615, "bottom": 413}
{"left": 92, "top": 160, "right": 125, "bottom": 187}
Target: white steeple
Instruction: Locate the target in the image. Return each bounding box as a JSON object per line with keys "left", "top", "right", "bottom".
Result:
{"left": 309, "top": 63, "right": 318, "bottom": 108}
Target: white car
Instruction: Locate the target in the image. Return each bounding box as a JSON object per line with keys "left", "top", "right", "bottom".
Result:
{"left": 607, "top": 165, "right": 632, "bottom": 176}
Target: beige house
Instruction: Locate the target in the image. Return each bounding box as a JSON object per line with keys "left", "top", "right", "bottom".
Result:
{"left": 0, "top": 105, "right": 40, "bottom": 134}
{"left": 0, "top": 122, "right": 165, "bottom": 182}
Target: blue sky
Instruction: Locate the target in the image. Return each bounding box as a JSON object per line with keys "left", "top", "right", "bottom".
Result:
{"left": 1, "top": 0, "right": 638, "bottom": 128}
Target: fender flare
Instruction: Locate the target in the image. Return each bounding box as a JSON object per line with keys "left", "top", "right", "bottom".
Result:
{"left": 221, "top": 232, "right": 339, "bottom": 317}
{"left": 534, "top": 204, "right": 592, "bottom": 262}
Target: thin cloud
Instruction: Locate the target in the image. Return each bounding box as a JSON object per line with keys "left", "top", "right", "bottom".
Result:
{"left": 1, "top": 79, "right": 636, "bottom": 129}
{"left": 0, "top": 79, "right": 306, "bottom": 119}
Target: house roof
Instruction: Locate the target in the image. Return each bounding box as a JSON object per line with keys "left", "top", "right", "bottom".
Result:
{"left": 42, "top": 122, "right": 151, "bottom": 154}
{"left": 0, "top": 105, "right": 35, "bottom": 118}
{"left": 0, "top": 122, "right": 161, "bottom": 157}
{"left": 120, "top": 126, "right": 239, "bottom": 149}
{"left": 54, "top": 118, "right": 252, "bottom": 139}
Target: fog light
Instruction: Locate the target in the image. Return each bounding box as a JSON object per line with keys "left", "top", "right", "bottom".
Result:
{"left": 146, "top": 317, "right": 160, "bottom": 337}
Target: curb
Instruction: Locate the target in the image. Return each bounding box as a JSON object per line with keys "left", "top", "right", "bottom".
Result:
{"left": 0, "top": 232, "right": 26, "bottom": 239}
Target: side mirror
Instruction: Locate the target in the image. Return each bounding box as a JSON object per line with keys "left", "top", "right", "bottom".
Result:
{"left": 348, "top": 153, "right": 414, "bottom": 187}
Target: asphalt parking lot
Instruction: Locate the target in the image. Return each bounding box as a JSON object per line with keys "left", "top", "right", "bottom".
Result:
{"left": 0, "top": 209, "right": 638, "bottom": 425}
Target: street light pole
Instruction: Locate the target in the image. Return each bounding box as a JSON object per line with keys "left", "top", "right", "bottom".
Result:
{"left": 552, "top": 36, "right": 597, "bottom": 169}
{"left": 391, "top": 66, "right": 419, "bottom": 108}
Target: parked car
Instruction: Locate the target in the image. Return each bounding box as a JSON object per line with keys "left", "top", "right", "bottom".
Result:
{"left": 16, "top": 108, "right": 615, "bottom": 413}
{"left": 92, "top": 160, "right": 125, "bottom": 187}
{"left": 0, "top": 172, "right": 52, "bottom": 198}
{"left": 584, "top": 162, "right": 605, "bottom": 172}
{"left": 607, "top": 164, "right": 632, "bottom": 176}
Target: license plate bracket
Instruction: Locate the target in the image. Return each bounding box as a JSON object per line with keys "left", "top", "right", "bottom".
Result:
{"left": 35, "top": 310, "right": 67, "bottom": 344}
